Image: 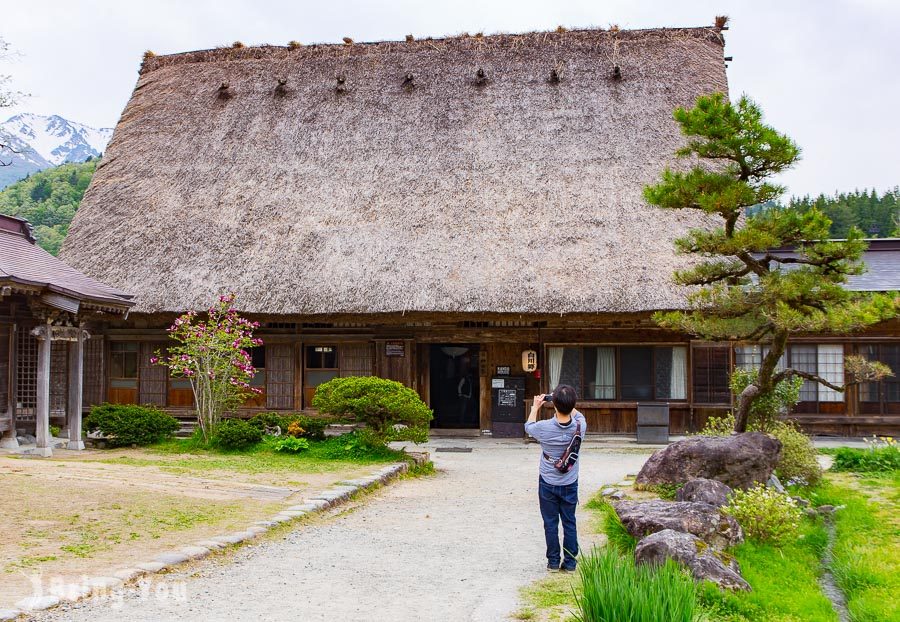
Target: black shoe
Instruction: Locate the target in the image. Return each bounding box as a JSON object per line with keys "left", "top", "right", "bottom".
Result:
{"left": 560, "top": 565, "right": 576, "bottom": 573}
{"left": 547, "top": 563, "right": 561, "bottom": 572}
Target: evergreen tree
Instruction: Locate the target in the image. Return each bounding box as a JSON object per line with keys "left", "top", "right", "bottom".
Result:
{"left": 644, "top": 94, "right": 897, "bottom": 432}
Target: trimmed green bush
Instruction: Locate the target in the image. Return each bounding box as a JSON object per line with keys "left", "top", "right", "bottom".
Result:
{"left": 574, "top": 546, "right": 698, "bottom": 622}
{"left": 723, "top": 484, "right": 802, "bottom": 544}
{"left": 312, "top": 376, "right": 432, "bottom": 446}
{"left": 215, "top": 418, "right": 263, "bottom": 450}
{"left": 83, "top": 403, "right": 180, "bottom": 447}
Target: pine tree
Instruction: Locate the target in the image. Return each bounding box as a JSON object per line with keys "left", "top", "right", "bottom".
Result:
{"left": 644, "top": 94, "right": 897, "bottom": 432}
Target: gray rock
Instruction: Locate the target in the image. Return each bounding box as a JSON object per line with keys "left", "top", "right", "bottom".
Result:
{"left": 48, "top": 583, "right": 92, "bottom": 602}
{"left": 767, "top": 474, "right": 786, "bottom": 494}
{"left": 15, "top": 595, "right": 59, "bottom": 611}
{"left": 609, "top": 490, "right": 626, "bottom": 500}
{"left": 804, "top": 507, "right": 818, "bottom": 518}
{"left": 17, "top": 434, "right": 36, "bottom": 445}
{"left": 180, "top": 546, "right": 211, "bottom": 559}
{"left": 635, "top": 433, "right": 782, "bottom": 490}
{"left": 136, "top": 561, "right": 167, "bottom": 573}
{"left": 613, "top": 500, "right": 743, "bottom": 549}
{"left": 792, "top": 496, "right": 810, "bottom": 507}
{"left": 154, "top": 552, "right": 190, "bottom": 565}
{"left": 0, "top": 609, "right": 21, "bottom": 621}
{"left": 818, "top": 504, "right": 835, "bottom": 514}
{"left": 635, "top": 529, "right": 750, "bottom": 591}
{"left": 676, "top": 478, "right": 733, "bottom": 508}
{"left": 599, "top": 487, "right": 618, "bottom": 497}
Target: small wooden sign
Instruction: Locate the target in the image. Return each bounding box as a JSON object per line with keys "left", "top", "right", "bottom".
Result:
{"left": 385, "top": 341, "right": 405, "bottom": 357}
{"left": 495, "top": 365, "right": 511, "bottom": 376}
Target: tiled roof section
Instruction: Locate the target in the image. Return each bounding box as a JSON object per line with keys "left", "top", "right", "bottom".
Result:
{"left": 766, "top": 239, "right": 900, "bottom": 292}
{"left": 0, "top": 215, "right": 134, "bottom": 308}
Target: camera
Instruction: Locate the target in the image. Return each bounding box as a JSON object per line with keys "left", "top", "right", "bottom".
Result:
{"left": 542, "top": 393, "right": 554, "bottom": 403}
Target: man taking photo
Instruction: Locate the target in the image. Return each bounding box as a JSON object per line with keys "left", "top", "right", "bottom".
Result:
{"left": 525, "top": 384, "right": 586, "bottom": 572}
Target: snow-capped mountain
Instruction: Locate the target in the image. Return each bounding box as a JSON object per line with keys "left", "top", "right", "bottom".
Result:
{"left": 0, "top": 114, "right": 113, "bottom": 188}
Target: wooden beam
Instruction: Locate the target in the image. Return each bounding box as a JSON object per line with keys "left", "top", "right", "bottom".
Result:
{"left": 33, "top": 322, "right": 52, "bottom": 456}
{"left": 66, "top": 328, "right": 85, "bottom": 450}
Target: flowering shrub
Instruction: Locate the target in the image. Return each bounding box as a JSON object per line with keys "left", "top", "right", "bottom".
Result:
{"left": 154, "top": 294, "right": 262, "bottom": 443}
{"left": 286, "top": 421, "right": 305, "bottom": 438}
{"left": 723, "top": 484, "right": 802, "bottom": 544}
{"left": 272, "top": 436, "right": 310, "bottom": 453}
{"left": 767, "top": 420, "right": 822, "bottom": 484}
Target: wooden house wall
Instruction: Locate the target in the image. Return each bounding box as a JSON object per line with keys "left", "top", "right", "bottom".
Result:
{"left": 85, "top": 315, "right": 900, "bottom": 436}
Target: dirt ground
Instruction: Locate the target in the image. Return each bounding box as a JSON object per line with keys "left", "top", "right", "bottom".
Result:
{"left": 0, "top": 448, "right": 378, "bottom": 610}
{"left": 32, "top": 439, "right": 653, "bottom": 622}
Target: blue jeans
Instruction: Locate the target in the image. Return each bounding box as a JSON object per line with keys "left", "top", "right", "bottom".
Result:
{"left": 538, "top": 476, "right": 579, "bottom": 570}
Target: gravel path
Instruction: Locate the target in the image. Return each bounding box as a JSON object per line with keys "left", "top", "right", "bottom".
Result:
{"left": 37, "top": 440, "right": 651, "bottom": 622}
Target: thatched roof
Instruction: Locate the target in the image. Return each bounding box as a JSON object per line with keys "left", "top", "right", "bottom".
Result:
{"left": 62, "top": 26, "right": 728, "bottom": 316}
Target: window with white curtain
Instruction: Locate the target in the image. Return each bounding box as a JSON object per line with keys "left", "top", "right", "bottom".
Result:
{"left": 546, "top": 345, "right": 687, "bottom": 401}
{"left": 790, "top": 344, "right": 844, "bottom": 403}
{"left": 735, "top": 344, "right": 785, "bottom": 371}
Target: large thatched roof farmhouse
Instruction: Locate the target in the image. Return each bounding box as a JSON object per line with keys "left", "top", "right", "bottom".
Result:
{"left": 52, "top": 24, "right": 898, "bottom": 437}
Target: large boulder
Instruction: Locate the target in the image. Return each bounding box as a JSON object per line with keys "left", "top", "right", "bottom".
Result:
{"left": 613, "top": 500, "right": 743, "bottom": 549}
{"left": 635, "top": 529, "right": 750, "bottom": 591}
{"left": 676, "top": 478, "right": 733, "bottom": 507}
{"left": 635, "top": 433, "right": 782, "bottom": 490}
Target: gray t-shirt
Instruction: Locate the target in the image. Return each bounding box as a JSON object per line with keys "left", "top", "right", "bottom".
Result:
{"left": 525, "top": 410, "right": 585, "bottom": 486}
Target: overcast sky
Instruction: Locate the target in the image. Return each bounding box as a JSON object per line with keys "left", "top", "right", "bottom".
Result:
{"left": 2, "top": 0, "right": 898, "bottom": 198}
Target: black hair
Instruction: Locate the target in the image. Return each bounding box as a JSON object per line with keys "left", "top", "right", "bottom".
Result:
{"left": 552, "top": 384, "right": 577, "bottom": 415}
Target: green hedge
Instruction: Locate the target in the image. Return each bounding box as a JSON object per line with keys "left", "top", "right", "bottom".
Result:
{"left": 831, "top": 445, "right": 900, "bottom": 473}
{"left": 215, "top": 418, "right": 263, "bottom": 450}
{"left": 83, "top": 403, "right": 180, "bottom": 447}
{"left": 312, "top": 376, "right": 432, "bottom": 446}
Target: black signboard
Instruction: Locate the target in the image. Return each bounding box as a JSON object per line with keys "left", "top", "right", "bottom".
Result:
{"left": 498, "top": 388, "right": 518, "bottom": 408}
{"left": 495, "top": 365, "right": 511, "bottom": 376}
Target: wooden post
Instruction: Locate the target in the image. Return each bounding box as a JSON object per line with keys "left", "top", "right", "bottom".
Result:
{"left": 0, "top": 322, "right": 17, "bottom": 448}
{"left": 34, "top": 322, "right": 53, "bottom": 457}
{"left": 67, "top": 328, "right": 85, "bottom": 450}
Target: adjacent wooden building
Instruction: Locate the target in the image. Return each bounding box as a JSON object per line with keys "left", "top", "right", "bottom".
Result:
{"left": 0, "top": 215, "right": 133, "bottom": 455}
{"left": 58, "top": 25, "right": 899, "bottom": 436}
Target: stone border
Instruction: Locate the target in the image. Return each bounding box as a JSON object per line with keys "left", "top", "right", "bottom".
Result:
{"left": 3, "top": 458, "right": 423, "bottom": 620}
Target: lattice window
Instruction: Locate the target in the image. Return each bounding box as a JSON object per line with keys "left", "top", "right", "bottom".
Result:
{"left": 15, "top": 327, "right": 38, "bottom": 420}
{"left": 790, "top": 344, "right": 844, "bottom": 403}
{"left": 83, "top": 335, "right": 105, "bottom": 408}
{"left": 265, "top": 344, "right": 294, "bottom": 410}
{"left": 816, "top": 345, "right": 844, "bottom": 402}
{"left": 692, "top": 346, "right": 731, "bottom": 405}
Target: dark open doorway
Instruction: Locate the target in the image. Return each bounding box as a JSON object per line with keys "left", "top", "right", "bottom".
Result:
{"left": 429, "top": 344, "right": 480, "bottom": 428}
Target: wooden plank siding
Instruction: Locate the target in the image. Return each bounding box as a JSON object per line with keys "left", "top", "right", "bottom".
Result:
{"left": 265, "top": 343, "right": 294, "bottom": 410}
{"left": 139, "top": 342, "right": 168, "bottom": 406}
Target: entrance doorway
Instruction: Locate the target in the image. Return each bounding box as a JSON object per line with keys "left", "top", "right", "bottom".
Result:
{"left": 429, "top": 344, "right": 480, "bottom": 428}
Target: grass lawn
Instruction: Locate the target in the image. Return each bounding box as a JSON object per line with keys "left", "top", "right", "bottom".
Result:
{"left": 810, "top": 472, "right": 899, "bottom": 622}
{"left": 514, "top": 471, "right": 899, "bottom": 622}
{"left": 0, "top": 434, "right": 410, "bottom": 610}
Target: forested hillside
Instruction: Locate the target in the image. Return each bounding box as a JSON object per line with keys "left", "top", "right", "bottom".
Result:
{"left": 784, "top": 188, "right": 899, "bottom": 238}
{"left": 0, "top": 158, "right": 98, "bottom": 254}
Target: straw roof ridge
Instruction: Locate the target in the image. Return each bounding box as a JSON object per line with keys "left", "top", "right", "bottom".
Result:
{"left": 141, "top": 25, "right": 725, "bottom": 74}
{"left": 62, "top": 23, "right": 729, "bottom": 316}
